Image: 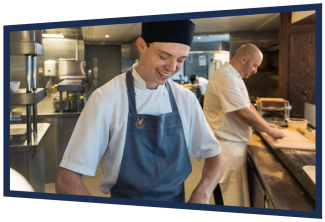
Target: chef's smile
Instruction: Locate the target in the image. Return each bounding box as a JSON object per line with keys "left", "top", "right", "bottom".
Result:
{"left": 157, "top": 68, "right": 172, "bottom": 79}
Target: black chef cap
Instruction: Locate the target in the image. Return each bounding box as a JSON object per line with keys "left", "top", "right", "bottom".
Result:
{"left": 141, "top": 20, "right": 195, "bottom": 47}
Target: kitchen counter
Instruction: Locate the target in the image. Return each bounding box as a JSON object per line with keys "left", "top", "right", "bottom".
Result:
{"left": 37, "top": 94, "right": 80, "bottom": 118}
{"left": 247, "top": 132, "right": 315, "bottom": 211}
{"left": 273, "top": 149, "right": 315, "bottom": 199}
{"left": 17, "top": 94, "right": 81, "bottom": 183}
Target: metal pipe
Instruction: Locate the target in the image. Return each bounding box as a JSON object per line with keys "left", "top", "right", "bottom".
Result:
{"left": 33, "top": 105, "right": 37, "bottom": 136}
{"left": 59, "top": 91, "right": 63, "bottom": 113}
{"left": 32, "top": 55, "right": 37, "bottom": 90}
{"left": 26, "top": 105, "right": 32, "bottom": 145}
{"left": 26, "top": 55, "right": 32, "bottom": 144}
{"left": 32, "top": 55, "right": 37, "bottom": 137}
{"left": 26, "top": 55, "right": 32, "bottom": 92}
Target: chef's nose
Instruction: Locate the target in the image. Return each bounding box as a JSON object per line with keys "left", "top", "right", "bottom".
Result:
{"left": 165, "top": 59, "right": 178, "bottom": 72}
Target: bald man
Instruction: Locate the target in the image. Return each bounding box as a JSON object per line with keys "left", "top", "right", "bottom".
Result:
{"left": 203, "top": 44, "right": 284, "bottom": 207}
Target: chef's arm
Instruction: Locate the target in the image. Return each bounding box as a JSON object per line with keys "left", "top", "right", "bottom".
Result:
{"left": 234, "top": 106, "right": 284, "bottom": 140}
{"left": 188, "top": 153, "right": 225, "bottom": 204}
{"left": 250, "top": 103, "right": 265, "bottom": 122}
{"left": 55, "top": 167, "right": 92, "bottom": 196}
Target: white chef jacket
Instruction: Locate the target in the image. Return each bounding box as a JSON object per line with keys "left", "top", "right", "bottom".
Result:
{"left": 60, "top": 64, "right": 221, "bottom": 194}
{"left": 204, "top": 62, "right": 251, "bottom": 142}
{"left": 197, "top": 77, "right": 208, "bottom": 95}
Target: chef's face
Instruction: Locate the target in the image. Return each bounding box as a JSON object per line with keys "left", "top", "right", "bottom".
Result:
{"left": 242, "top": 53, "right": 263, "bottom": 79}
{"left": 136, "top": 37, "right": 190, "bottom": 89}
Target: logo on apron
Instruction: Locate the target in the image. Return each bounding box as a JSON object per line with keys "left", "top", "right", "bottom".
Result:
{"left": 135, "top": 118, "right": 145, "bottom": 129}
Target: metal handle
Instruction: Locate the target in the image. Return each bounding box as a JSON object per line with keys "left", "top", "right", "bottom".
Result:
{"left": 26, "top": 55, "right": 32, "bottom": 92}
{"left": 32, "top": 55, "right": 37, "bottom": 90}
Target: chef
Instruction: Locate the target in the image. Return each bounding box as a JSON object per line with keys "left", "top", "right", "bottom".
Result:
{"left": 190, "top": 74, "right": 208, "bottom": 108}
{"left": 204, "top": 44, "right": 284, "bottom": 207}
{"left": 56, "top": 19, "right": 225, "bottom": 203}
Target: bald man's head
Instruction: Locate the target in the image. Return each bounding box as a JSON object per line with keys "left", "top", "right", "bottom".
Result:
{"left": 234, "top": 44, "right": 263, "bottom": 60}
{"left": 230, "top": 43, "right": 263, "bottom": 79}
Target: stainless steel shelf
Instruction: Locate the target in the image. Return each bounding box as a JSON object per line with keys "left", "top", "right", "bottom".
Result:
{"left": 10, "top": 123, "right": 50, "bottom": 153}
{"left": 57, "top": 80, "right": 83, "bottom": 92}
{"left": 10, "top": 42, "right": 43, "bottom": 55}
{"left": 10, "top": 30, "right": 42, "bottom": 44}
{"left": 10, "top": 88, "right": 45, "bottom": 105}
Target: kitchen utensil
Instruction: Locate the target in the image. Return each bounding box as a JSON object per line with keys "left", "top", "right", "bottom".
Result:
{"left": 10, "top": 81, "right": 20, "bottom": 92}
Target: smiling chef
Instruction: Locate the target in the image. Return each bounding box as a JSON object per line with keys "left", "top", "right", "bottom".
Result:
{"left": 55, "top": 19, "right": 225, "bottom": 203}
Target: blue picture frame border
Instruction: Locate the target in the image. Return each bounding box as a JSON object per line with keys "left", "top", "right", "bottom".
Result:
{"left": 3, "top": 3, "right": 323, "bottom": 218}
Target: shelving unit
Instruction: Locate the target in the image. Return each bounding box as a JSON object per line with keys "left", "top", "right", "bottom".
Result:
{"left": 10, "top": 30, "right": 50, "bottom": 192}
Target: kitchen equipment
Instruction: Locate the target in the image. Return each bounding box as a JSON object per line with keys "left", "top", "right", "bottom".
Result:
{"left": 58, "top": 59, "right": 86, "bottom": 80}
{"left": 286, "top": 118, "right": 308, "bottom": 130}
{"left": 260, "top": 128, "right": 315, "bottom": 151}
{"left": 68, "top": 93, "right": 78, "bottom": 112}
{"left": 52, "top": 92, "right": 71, "bottom": 112}
{"left": 44, "top": 60, "right": 57, "bottom": 95}
{"left": 10, "top": 30, "right": 45, "bottom": 144}
{"left": 44, "top": 60, "right": 57, "bottom": 77}
{"left": 53, "top": 99, "right": 69, "bottom": 112}
{"left": 10, "top": 81, "right": 20, "bottom": 92}
{"left": 52, "top": 80, "right": 85, "bottom": 113}
{"left": 256, "top": 98, "right": 291, "bottom": 126}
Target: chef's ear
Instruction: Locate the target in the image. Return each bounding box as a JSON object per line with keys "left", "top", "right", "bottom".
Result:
{"left": 136, "top": 37, "right": 147, "bottom": 52}
{"left": 241, "top": 55, "right": 248, "bottom": 64}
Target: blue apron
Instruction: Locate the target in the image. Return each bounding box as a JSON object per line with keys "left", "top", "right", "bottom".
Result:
{"left": 110, "top": 69, "right": 192, "bottom": 202}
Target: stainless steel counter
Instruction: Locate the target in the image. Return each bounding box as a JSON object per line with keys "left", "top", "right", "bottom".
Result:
{"left": 10, "top": 123, "right": 50, "bottom": 192}
{"left": 21, "top": 94, "right": 80, "bottom": 183}
{"left": 10, "top": 123, "right": 50, "bottom": 153}
{"left": 247, "top": 132, "right": 315, "bottom": 211}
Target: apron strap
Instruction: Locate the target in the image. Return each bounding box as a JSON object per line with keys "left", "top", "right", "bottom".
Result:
{"left": 125, "top": 67, "right": 179, "bottom": 113}
{"left": 165, "top": 81, "right": 179, "bottom": 112}
{"left": 126, "top": 69, "right": 137, "bottom": 113}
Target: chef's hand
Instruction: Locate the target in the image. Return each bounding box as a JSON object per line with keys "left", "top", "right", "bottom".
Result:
{"left": 267, "top": 127, "right": 285, "bottom": 140}
{"left": 187, "top": 188, "right": 210, "bottom": 204}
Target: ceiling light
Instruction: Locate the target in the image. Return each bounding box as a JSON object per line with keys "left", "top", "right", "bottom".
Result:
{"left": 105, "top": 35, "right": 109, "bottom": 38}
{"left": 42, "top": 34, "right": 64, "bottom": 38}
{"left": 198, "top": 37, "right": 201, "bottom": 40}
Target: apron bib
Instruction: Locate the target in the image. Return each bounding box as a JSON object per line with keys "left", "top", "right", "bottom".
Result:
{"left": 110, "top": 69, "right": 192, "bottom": 202}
